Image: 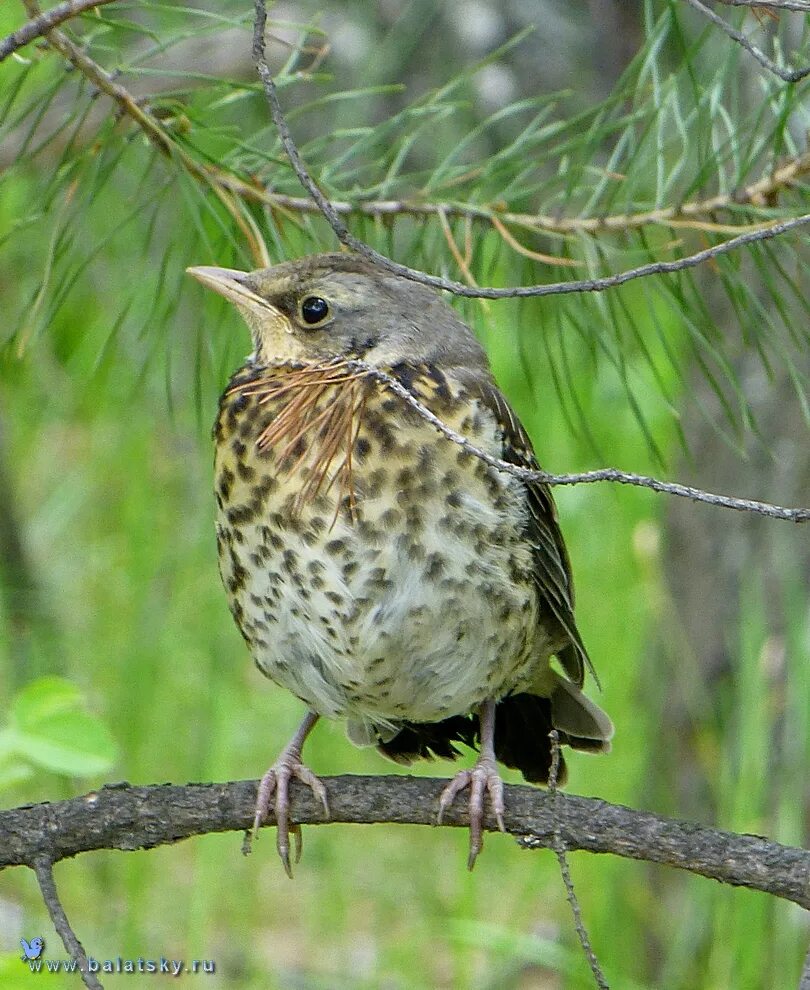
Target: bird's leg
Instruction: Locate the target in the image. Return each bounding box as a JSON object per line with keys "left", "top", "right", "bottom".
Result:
{"left": 437, "top": 698, "right": 506, "bottom": 870}
{"left": 248, "top": 710, "right": 329, "bottom": 877}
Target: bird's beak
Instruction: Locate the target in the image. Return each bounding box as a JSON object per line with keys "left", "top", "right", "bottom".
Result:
{"left": 186, "top": 265, "right": 280, "bottom": 320}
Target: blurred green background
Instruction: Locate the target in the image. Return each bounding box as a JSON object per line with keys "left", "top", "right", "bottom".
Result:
{"left": 1, "top": 1, "right": 809, "bottom": 987}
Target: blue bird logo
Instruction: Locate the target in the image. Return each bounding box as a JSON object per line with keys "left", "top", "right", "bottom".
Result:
{"left": 20, "top": 937, "right": 44, "bottom": 961}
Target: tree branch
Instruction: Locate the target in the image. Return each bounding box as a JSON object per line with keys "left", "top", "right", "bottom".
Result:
{"left": 685, "top": 0, "right": 810, "bottom": 82}
{"left": 712, "top": 0, "right": 810, "bottom": 12}
{"left": 345, "top": 362, "right": 810, "bottom": 522}
{"left": 33, "top": 859, "right": 102, "bottom": 990}
{"left": 2, "top": 776, "right": 809, "bottom": 910}
{"left": 0, "top": 0, "right": 117, "bottom": 63}
{"left": 252, "top": 0, "right": 810, "bottom": 301}
{"left": 9, "top": 1, "right": 810, "bottom": 244}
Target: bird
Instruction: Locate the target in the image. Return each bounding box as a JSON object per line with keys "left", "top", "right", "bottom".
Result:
{"left": 20, "top": 937, "right": 44, "bottom": 961}
{"left": 187, "top": 252, "right": 613, "bottom": 874}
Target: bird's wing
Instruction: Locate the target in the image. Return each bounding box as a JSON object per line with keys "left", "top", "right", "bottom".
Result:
{"left": 453, "top": 369, "right": 596, "bottom": 688}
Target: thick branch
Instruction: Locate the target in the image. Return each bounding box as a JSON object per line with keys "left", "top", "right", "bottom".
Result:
{"left": 2, "top": 776, "right": 809, "bottom": 909}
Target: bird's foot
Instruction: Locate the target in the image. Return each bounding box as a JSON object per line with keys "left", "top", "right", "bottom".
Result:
{"left": 247, "top": 748, "right": 329, "bottom": 877}
{"left": 437, "top": 754, "right": 506, "bottom": 870}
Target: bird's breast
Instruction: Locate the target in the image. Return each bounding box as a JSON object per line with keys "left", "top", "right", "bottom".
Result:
{"left": 214, "top": 362, "right": 544, "bottom": 725}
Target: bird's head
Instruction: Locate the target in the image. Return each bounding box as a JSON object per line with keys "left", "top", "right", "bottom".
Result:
{"left": 187, "top": 252, "right": 487, "bottom": 371}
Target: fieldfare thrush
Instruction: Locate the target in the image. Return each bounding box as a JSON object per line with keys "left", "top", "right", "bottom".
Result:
{"left": 187, "top": 253, "right": 613, "bottom": 874}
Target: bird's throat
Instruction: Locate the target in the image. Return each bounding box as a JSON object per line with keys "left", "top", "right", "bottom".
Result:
{"left": 221, "top": 360, "right": 369, "bottom": 518}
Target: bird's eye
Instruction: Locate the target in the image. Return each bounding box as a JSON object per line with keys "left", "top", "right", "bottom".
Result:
{"left": 299, "top": 296, "right": 331, "bottom": 327}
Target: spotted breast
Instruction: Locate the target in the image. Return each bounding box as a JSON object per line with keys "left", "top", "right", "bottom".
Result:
{"left": 214, "top": 359, "right": 558, "bottom": 742}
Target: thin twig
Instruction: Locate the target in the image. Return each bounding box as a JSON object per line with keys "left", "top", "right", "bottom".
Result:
{"left": 33, "top": 858, "right": 103, "bottom": 990}
{"left": 253, "top": 2, "right": 810, "bottom": 299}
{"left": 348, "top": 361, "right": 810, "bottom": 522}
{"left": 213, "top": 172, "right": 810, "bottom": 235}
{"left": 800, "top": 942, "right": 810, "bottom": 990}
{"left": 712, "top": 0, "right": 810, "bottom": 11}
{"left": 684, "top": 0, "right": 810, "bottom": 82}
{"left": 548, "top": 731, "right": 610, "bottom": 990}
{"left": 0, "top": 0, "right": 117, "bottom": 63}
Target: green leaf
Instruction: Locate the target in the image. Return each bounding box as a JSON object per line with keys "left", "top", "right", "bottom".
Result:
{"left": 11, "top": 710, "right": 118, "bottom": 777}
{"left": 10, "top": 676, "right": 83, "bottom": 729}
{"left": 3, "top": 678, "right": 119, "bottom": 779}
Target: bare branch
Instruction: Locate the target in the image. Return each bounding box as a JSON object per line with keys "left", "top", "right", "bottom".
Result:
{"left": 713, "top": 0, "right": 810, "bottom": 11}
{"left": 33, "top": 859, "right": 103, "bottom": 990}
{"left": 684, "top": 0, "right": 810, "bottom": 82}
{"left": 3, "top": 777, "right": 810, "bottom": 910}
{"left": 800, "top": 942, "right": 810, "bottom": 990}
{"left": 548, "top": 732, "right": 610, "bottom": 989}
{"left": 252, "top": 0, "right": 810, "bottom": 300}
{"left": 0, "top": 0, "right": 117, "bottom": 63}
{"left": 350, "top": 362, "right": 810, "bottom": 523}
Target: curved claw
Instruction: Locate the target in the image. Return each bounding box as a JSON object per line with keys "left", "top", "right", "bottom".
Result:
{"left": 247, "top": 757, "right": 329, "bottom": 876}
{"left": 437, "top": 756, "right": 506, "bottom": 870}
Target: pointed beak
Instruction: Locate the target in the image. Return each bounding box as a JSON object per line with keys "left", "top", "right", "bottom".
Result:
{"left": 186, "top": 265, "right": 279, "bottom": 318}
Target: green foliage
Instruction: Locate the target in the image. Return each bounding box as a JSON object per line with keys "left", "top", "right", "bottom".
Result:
{"left": 0, "top": 678, "right": 118, "bottom": 789}
{"left": 1, "top": 0, "right": 808, "bottom": 452}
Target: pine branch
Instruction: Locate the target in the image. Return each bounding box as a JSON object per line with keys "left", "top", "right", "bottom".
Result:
{"left": 7, "top": 0, "right": 810, "bottom": 244}
{"left": 712, "top": 0, "right": 810, "bottom": 11}
{"left": 252, "top": 0, "right": 810, "bottom": 302}
{"left": 0, "top": 0, "right": 117, "bottom": 63}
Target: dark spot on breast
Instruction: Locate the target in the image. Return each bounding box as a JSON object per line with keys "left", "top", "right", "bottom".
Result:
{"left": 380, "top": 508, "right": 401, "bottom": 528}
{"left": 218, "top": 467, "right": 235, "bottom": 499}
{"left": 425, "top": 364, "right": 451, "bottom": 400}
{"left": 227, "top": 504, "right": 257, "bottom": 525}
{"left": 391, "top": 363, "right": 416, "bottom": 391}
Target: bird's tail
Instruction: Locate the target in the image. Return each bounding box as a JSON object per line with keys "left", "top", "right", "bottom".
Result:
{"left": 493, "top": 674, "right": 613, "bottom": 784}
{"left": 373, "top": 672, "right": 612, "bottom": 785}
